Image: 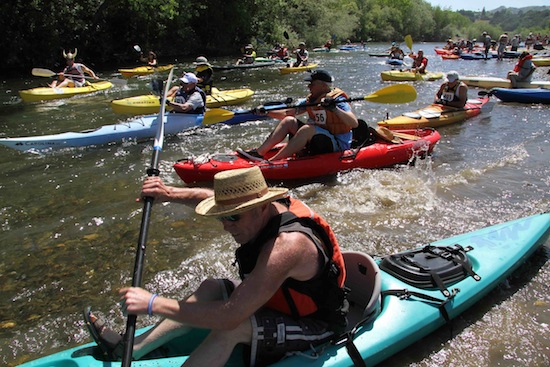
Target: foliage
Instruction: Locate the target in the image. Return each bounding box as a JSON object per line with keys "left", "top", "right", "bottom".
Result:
{"left": 0, "top": 0, "right": 548, "bottom": 75}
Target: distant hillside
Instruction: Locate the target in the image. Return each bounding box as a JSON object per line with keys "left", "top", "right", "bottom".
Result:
{"left": 489, "top": 6, "right": 549, "bottom": 14}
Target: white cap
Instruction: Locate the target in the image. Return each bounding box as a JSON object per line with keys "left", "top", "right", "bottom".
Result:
{"left": 180, "top": 72, "right": 198, "bottom": 84}
{"left": 446, "top": 70, "right": 459, "bottom": 83}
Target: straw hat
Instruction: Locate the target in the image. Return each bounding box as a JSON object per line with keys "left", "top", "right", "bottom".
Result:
{"left": 195, "top": 167, "right": 288, "bottom": 216}
{"left": 374, "top": 127, "right": 402, "bottom": 144}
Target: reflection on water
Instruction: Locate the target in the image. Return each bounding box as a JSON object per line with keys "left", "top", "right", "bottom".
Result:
{"left": 1, "top": 44, "right": 549, "bottom": 366}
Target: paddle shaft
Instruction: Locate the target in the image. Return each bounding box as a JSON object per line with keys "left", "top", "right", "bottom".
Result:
{"left": 203, "top": 85, "right": 417, "bottom": 125}
{"left": 31, "top": 68, "right": 121, "bottom": 84}
{"left": 439, "top": 100, "right": 494, "bottom": 114}
{"left": 254, "top": 93, "right": 412, "bottom": 114}
{"left": 120, "top": 67, "right": 174, "bottom": 367}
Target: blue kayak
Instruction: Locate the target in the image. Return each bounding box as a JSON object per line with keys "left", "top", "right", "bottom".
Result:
{"left": 16, "top": 212, "right": 550, "bottom": 367}
{"left": 386, "top": 58, "right": 404, "bottom": 66}
{"left": 490, "top": 87, "right": 550, "bottom": 104}
{"left": 0, "top": 113, "right": 204, "bottom": 152}
{"left": 0, "top": 103, "right": 288, "bottom": 152}
{"left": 460, "top": 52, "right": 496, "bottom": 60}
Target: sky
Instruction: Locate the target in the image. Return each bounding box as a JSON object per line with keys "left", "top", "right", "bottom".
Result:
{"left": 424, "top": 0, "right": 549, "bottom": 12}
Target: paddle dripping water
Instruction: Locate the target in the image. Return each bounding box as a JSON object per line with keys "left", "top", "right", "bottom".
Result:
{"left": 0, "top": 43, "right": 549, "bottom": 367}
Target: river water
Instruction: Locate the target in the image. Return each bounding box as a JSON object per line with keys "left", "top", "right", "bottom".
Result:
{"left": 1, "top": 43, "right": 549, "bottom": 366}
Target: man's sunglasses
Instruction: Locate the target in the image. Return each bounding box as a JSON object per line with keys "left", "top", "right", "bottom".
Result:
{"left": 217, "top": 214, "right": 241, "bottom": 222}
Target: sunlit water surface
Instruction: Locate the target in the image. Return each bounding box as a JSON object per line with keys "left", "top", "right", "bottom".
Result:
{"left": 1, "top": 43, "right": 549, "bottom": 366}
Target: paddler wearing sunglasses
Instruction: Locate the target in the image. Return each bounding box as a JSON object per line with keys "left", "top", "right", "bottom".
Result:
{"left": 83, "top": 167, "right": 348, "bottom": 367}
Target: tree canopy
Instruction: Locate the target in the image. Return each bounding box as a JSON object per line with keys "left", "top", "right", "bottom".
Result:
{"left": 0, "top": 0, "right": 548, "bottom": 74}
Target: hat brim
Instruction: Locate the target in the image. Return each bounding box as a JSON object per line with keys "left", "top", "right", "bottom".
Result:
{"left": 195, "top": 187, "right": 289, "bottom": 217}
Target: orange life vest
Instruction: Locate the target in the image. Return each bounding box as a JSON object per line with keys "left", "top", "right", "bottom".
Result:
{"left": 305, "top": 88, "right": 352, "bottom": 135}
{"left": 235, "top": 198, "right": 347, "bottom": 326}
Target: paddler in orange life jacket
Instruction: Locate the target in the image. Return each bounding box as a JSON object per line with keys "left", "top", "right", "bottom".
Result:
{"left": 507, "top": 51, "right": 537, "bottom": 88}
{"left": 49, "top": 49, "right": 98, "bottom": 88}
{"left": 434, "top": 70, "right": 468, "bottom": 108}
{"left": 274, "top": 43, "right": 290, "bottom": 62}
{"left": 83, "top": 167, "right": 348, "bottom": 366}
{"left": 246, "top": 69, "right": 358, "bottom": 161}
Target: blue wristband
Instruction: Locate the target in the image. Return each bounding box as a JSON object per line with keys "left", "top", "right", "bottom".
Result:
{"left": 147, "top": 293, "right": 158, "bottom": 316}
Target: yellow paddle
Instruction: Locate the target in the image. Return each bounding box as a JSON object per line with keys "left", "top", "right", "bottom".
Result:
{"left": 405, "top": 34, "right": 413, "bottom": 53}
{"left": 202, "top": 84, "right": 417, "bottom": 125}
{"left": 31, "top": 67, "right": 126, "bottom": 85}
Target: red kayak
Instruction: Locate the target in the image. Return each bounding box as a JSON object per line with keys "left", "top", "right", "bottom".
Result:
{"left": 174, "top": 128, "right": 440, "bottom": 183}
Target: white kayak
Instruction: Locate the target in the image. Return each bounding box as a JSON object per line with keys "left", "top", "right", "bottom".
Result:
{"left": 461, "top": 76, "right": 550, "bottom": 89}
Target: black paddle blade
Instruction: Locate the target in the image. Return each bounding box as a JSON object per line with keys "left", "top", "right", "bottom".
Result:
{"left": 150, "top": 78, "right": 164, "bottom": 95}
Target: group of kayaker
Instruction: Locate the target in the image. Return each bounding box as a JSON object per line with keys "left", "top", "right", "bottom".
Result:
{"left": 80, "top": 68, "right": 368, "bottom": 366}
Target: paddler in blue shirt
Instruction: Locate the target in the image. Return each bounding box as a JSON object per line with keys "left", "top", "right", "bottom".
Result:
{"left": 243, "top": 69, "right": 358, "bottom": 162}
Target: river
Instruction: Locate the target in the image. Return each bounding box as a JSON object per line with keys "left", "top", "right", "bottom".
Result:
{"left": 1, "top": 43, "right": 549, "bottom": 366}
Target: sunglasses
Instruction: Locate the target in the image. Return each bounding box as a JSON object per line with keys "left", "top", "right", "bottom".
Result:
{"left": 217, "top": 214, "right": 241, "bottom": 222}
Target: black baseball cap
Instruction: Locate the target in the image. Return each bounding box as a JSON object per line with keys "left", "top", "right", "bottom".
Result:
{"left": 304, "top": 69, "right": 333, "bottom": 83}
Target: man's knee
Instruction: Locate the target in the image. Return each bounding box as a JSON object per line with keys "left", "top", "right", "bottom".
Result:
{"left": 193, "top": 278, "right": 229, "bottom": 301}
{"left": 209, "top": 318, "right": 252, "bottom": 345}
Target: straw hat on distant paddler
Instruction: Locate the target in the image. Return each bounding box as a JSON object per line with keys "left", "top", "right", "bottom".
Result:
{"left": 195, "top": 167, "right": 288, "bottom": 216}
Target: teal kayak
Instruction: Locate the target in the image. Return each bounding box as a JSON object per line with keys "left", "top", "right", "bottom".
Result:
{"left": 17, "top": 212, "right": 550, "bottom": 366}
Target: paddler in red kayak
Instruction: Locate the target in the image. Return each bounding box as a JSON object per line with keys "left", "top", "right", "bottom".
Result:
{"left": 49, "top": 49, "right": 99, "bottom": 88}
{"left": 83, "top": 167, "right": 348, "bottom": 366}
{"left": 244, "top": 69, "right": 358, "bottom": 161}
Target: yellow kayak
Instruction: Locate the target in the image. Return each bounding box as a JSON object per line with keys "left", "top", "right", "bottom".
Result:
{"left": 279, "top": 63, "right": 318, "bottom": 74}
{"left": 532, "top": 58, "right": 550, "bottom": 67}
{"left": 111, "top": 87, "right": 255, "bottom": 114}
{"left": 118, "top": 64, "right": 174, "bottom": 78}
{"left": 19, "top": 81, "right": 113, "bottom": 102}
{"left": 381, "top": 70, "right": 444, "bottom": 81}
{"left": 377, "top": 97, "right": 491, "bottom": 129}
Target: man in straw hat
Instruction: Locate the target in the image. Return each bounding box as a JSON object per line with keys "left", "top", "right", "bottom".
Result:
{"left": 241, "top": 69, "right": 358, "bottom": 162}
{"left": 84, "top": 167, "right": 348, "bottom": 366}
{"left": 434, "top": 70, "right": 468, "bottom": 108}
{"left": 49, "top": 49, "right": 99, "bottom": 88}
